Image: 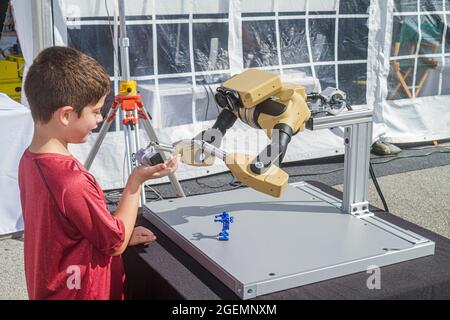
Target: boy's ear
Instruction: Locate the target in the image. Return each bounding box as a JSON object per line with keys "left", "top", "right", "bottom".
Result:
{"left": 56, "top": 106, "right": 75, "bottom": 126}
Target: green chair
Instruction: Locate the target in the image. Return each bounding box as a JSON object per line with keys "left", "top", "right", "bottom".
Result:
{"left": 389, "top": 18, "right": 443, "bottom": 99}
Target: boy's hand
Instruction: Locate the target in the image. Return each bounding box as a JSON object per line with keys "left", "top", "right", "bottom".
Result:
{"left": 132, "top": 154, "right": 179, "bottom": 184}
{"left": 128, "top": 226, "right": 156, "bottom": 246}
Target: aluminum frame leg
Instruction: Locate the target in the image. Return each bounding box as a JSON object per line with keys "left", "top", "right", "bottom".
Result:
{"left": 342, "top": 121, "right": 373, "bottom": 216}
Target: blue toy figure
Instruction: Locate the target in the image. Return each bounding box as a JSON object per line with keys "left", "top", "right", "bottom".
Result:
{"left": 214, "top": 211, "right": 234, "bottom": 241}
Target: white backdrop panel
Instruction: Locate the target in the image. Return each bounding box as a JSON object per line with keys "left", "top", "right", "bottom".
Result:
{"left": 0, "top": 94, "right": 33, "bottom": 235}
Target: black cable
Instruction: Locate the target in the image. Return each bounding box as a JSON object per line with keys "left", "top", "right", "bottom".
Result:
{"left": 402, "top": 144, "right": 450, "bottom": 151}
{"left": 195, "top": 172, "right": 243, "bottom": 189}
{"left": 287, "top": 151, "right": 450, "bottom": 178}
{"left": 287, "top": 150, "right": 450, "bottom": 214}
{"left": 108, "top": 150, "right": 450, "bottom": 202}
{"left": 369, "top": 162, "right": 389, "bottom": 213}
{"left": 105, "top": 186, "right": 165, "bottom": 205}
{"left": 367, "top": 149, "right": 450, "bottom": 214}
{"left": 105, "top": 190, "right": 121, "bottom": 205}
{"left": 193, "top": 150, "right": 450, "bottom": 187}
{"left": 144, "top": 184, "right": 164, "bottom": 200}
{"left": 371, "top": 150, "right": 450, "bottom": 165}
{"left": 288, "top": 167, "right": 344, "bottom": 178}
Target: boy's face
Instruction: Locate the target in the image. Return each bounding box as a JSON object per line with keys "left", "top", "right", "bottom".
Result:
{"left": 64, "top": 95, "right": 106, "bottom": 143}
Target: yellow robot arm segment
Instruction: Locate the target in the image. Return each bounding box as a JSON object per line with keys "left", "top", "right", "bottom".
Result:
{"left": 174, "top": 139, "right": 289, "bottom": 198}
{"left": 226, "top": 153, "right": 288, "bottom": 198}
{"left": 220, "top": 69, "right": 282, "bottom": 109}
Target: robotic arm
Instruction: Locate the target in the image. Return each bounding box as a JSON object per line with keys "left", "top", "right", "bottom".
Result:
{"left": 193, "top": 69, "right": 312, "bottom": 174}
{"left": 139, "top": 69, "right": 349, "bottom": 198}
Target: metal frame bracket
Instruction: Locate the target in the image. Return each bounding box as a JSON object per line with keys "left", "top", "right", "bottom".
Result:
{"left": 307, "top": 109, "right": 373, "bottom": 215}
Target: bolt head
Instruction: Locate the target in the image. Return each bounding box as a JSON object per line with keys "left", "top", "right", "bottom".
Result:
{"left": 255, "top": 161, "right": 264, "bottom": 169}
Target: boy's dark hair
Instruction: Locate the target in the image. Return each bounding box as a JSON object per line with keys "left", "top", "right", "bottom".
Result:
{"left": 24, "top": 46, "right": 110, "bottom": 123}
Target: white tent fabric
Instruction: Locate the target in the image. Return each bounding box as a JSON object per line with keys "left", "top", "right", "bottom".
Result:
{"left": 9, "top": 0, "right": 450, "bottom": 191}
{"left": 0, "top": 94, "right": 33, "bottom": 235}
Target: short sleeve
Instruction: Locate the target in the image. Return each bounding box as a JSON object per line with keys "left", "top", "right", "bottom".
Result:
{"left": 61, "top": 173, "right": 125, "bottom": 255}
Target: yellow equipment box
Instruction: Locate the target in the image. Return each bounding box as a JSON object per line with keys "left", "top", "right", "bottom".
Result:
{"left": 0, "top": 54, "right": 25, "bottom": 102}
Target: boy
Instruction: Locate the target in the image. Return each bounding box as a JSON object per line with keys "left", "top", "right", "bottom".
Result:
{"left": 18, "top": 46, "right": 178, "bottom": 300}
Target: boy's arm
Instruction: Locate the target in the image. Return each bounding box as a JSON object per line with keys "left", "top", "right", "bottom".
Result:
{"left": 110, "top": 172, "right": 142, "bottom": 256}
{"left": 111, "top": 156, "right": 179, "bottom": 256}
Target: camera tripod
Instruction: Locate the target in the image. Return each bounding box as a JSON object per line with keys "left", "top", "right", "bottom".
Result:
{"left": 83, "top": 0, "right": 185, "bottom": 203}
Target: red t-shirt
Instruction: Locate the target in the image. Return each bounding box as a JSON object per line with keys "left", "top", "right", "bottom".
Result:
{"left": 18, "top": 149, "right": 125, "bottom": 300}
